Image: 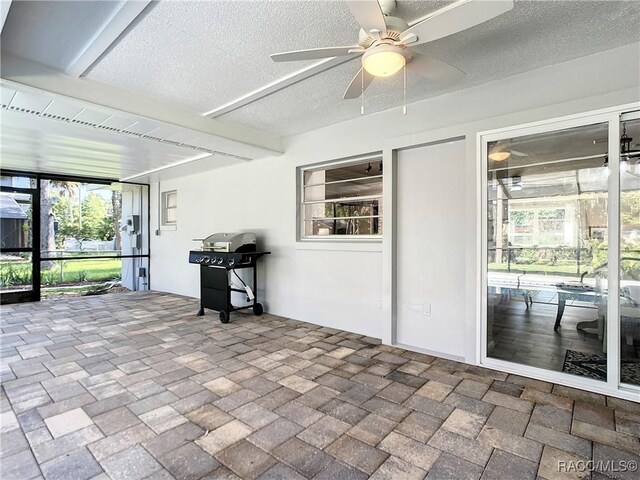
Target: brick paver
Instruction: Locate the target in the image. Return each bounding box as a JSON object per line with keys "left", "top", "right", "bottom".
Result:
{"left": 1, "top": 291, "right": 639, "bottom": 479}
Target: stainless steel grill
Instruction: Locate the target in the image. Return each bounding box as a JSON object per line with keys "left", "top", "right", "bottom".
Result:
{"left": 189, "top": 232, "right": 269, "bottom": 323}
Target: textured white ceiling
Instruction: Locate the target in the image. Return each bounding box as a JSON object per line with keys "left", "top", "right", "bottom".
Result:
{"left": 79, "top": 0, "right": 640, "bottom": 137}
{"left": 2, "top": 0, "right": 640, "bottom": 142}
{"left": 1, "top": 0, "right": 127, "bottom": 72}
{"left": 221, "top": 0, "right": 640, "bottom": 136}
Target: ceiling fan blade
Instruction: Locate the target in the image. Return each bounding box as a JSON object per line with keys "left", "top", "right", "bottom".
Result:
{"left": 343, "top": 68, "right": 374, "bottom": 99}
{"left": 271, "top": 46, "right": 362, "bottom": 62}
{"left": 401, "top": 0, "right": 514, "bottom": 46}
{"left": 511, "top": 150, "right": 529, "bottom": 157}
{"left": 409, "top": 53, "right": 465, "bottom": 84}
{"left": 345, "top": 0, "right": 387, "bottom": 37}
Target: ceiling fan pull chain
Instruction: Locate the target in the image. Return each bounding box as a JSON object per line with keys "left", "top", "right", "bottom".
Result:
{"left": 361, "top": 69, "right": 365, "bottom": 115}
{"left": 402, "top": 63, "right": 407, "bottom": 115}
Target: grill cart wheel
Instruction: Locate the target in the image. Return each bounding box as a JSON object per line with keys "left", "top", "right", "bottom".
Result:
{"left": 219, "top": 311, "right": 230, "bottom": 324}
{"left": 253, "top": 303, "right": 263, "bottom": 316}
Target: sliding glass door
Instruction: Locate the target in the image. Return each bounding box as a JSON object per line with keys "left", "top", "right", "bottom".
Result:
{"left": 482, "top": 107, "right": 640, "bottom": 395}
{"left": 486, "top": 122, "right": 610, "bottom": 378}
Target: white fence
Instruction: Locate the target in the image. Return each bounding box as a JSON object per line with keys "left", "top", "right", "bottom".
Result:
{"left": 63, "top": 238, "right": 115, "bottom": 252}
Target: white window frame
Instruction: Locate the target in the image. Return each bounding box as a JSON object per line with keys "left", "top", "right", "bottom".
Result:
{"left": 298, "top": 154, "right": 383, "bottom": 242}
{"left": 161, "top": 190, "right": 177, "bottom": 230}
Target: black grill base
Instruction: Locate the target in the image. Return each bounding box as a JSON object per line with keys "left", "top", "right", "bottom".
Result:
{"left": 190, "top": 251, "right": 270, "bottom": 323}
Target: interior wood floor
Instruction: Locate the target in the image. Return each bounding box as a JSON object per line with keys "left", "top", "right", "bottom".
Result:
{"left": 489, "top": 296, "right": 639, "bottom": 375}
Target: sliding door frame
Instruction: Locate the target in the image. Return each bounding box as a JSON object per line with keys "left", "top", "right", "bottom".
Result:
{"left": 478, "top": 104, "right": 640, "bottom": 400}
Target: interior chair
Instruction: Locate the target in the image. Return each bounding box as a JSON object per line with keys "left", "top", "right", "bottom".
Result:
{"left": 588, "top": 258, "right": 640, "bottom": 352}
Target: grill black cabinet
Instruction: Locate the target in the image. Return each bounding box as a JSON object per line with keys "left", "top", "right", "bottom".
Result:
{"left": 189, "top": 250, "right": 270, "bottom": 323}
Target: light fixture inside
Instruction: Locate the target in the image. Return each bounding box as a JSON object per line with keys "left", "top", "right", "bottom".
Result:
{"left": 362, "top": 45, "right": 405, "bottom": 77}
{"left": 489, "top": 151, "right": 511, "bottom": 162}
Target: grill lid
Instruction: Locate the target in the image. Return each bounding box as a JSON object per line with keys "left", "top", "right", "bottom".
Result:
{"left": 200, "top": 232, "right": 257, "bottom": 252}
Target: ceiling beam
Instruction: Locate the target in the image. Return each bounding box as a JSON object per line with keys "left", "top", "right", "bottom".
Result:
{"left": 1, "top": 53, "right": 283, "bottom": 156}
{"left": 202, "top": 55, "right": 358, "bottom": 118}
{"left": 1, "top": 0, "right": 11, "bottom": 34}
{"left": 66, "top": 0, "right": 153, "bottom": 77}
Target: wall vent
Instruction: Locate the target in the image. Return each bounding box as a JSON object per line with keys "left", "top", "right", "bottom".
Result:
{"left": 41, "top": 113, "right": 72, "bottom": 121}
{"left": 9, "top": 105, "right": 41, "bottom": 115}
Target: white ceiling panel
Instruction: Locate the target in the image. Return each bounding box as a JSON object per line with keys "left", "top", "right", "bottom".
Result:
{"left": 99, "top": 115, "right": 139, "bottom": 130}
{"left": 0, "top": 84, "right": 16, "bottom": 106}
{"left": 143, "top": 124, "right": 182, "bottom": 139}
{"left": 9, "top": 90, "right": 53, "bottom": 113}
{"left": 164, "top": 130, "right": 202, "bottom": 145}
{"left": 123, "top": 118, "right": 160, "bottom": 135}
{"left": 72, "top": 108, "right": 113, "bottom": 126}
{"left": 0, "top": 108, "right": 232, "bottom": 179}
{"left": 0, "top": 82, "right": 268, "bottom": 180}
{"left": 41, "top": 99, "right": 86, "bottom": 120}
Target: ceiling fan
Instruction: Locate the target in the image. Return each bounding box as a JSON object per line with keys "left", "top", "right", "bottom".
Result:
{"left": 270, "top": 0, "right": 514, "bottom": 100}
{"left": 488, "top": 140, "right": 529, "bottom": 162}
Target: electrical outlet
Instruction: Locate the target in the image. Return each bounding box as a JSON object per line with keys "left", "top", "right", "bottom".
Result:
{"left": 423, "top": 303, "right": 431, "bottom": 316}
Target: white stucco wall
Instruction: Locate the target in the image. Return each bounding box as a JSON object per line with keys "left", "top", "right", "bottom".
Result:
{"left": 148, "top": 43, "right": 640, "bottom": 363}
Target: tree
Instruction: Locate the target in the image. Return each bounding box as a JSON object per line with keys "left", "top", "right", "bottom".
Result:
{"left": 112, "top": 190, "right": 122, "bottom": 251}
{"left": 52, "top": 195, "right": 80, "bottom": 244}
{"left": 40, "top": 180, "right": 56, "bottom": 260}
{"left": 79, "top": 193, "right": 111, "bottom": 241}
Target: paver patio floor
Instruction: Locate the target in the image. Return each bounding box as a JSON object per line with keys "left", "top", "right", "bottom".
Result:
{"left": 1, "top": 291, "right": 639, "bottom": 479}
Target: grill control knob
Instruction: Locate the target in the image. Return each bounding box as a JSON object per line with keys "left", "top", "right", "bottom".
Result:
{"left": 217, "top": 257, "right": 224, "bottom": 265}
{"left": 203, "top": 256, "right": 210, "bottom": 263}
{"left": 228, "top": 259, "right": 235, "bottom": 267}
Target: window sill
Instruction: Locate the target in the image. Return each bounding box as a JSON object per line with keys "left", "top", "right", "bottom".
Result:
{"left": 296, "top": 240, "right": 382, "bottom": 252}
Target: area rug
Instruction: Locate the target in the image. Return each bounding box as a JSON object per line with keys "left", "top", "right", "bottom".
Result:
{"left": 562, "top": 349, "right": 640, "bottom": 385}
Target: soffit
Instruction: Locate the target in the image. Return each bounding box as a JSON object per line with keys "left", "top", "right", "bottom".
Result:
{"left": 0, "top": 82, "right": 248, "bottom": 180}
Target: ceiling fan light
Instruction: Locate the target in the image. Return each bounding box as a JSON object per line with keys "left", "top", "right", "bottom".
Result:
{"left": 362, "top": 45, "right": 405, "bottom": 77}
{"left": 489, "top": 151, "right": 511, "bottom": 162}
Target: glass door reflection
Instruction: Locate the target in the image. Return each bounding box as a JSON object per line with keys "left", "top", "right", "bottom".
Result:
{"left": 487, "top": 122, "right": 611, "bottom": 379}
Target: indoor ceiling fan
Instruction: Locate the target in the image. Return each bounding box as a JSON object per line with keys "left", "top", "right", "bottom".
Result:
{"left": 270, "top": 0, "right": 514, "bottom": 101}
{"left": 488, "top": 140, "right": 529, "bottom": 162}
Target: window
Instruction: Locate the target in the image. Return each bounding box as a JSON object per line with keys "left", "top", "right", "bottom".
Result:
{"left": 508, "top": 206, "right": 567, "bottom": 246}
{"left": 300, "top": 157, "right": 383, "bottom": 239}
{"left": 161, "top": 190, "right": 177, "bottom": 227}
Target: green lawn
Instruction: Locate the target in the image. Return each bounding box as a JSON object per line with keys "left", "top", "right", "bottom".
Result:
{"left": 41, "top": 258, "right": 122, "bottom": 284}
{"left": 1, "top": 258, "right": 122, "bottom": 288}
